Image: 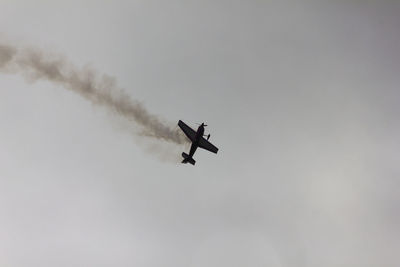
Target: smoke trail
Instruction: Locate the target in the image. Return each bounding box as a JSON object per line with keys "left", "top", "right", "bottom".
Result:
{"left": 0, "top": 42, "right": 187, "bottom": 145}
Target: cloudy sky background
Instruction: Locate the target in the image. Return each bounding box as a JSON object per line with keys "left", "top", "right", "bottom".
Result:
{"left": 0, "top": 1, "right": 399, "bottom": 266}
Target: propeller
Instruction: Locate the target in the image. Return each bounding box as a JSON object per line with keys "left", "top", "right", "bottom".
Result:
{"left": 196, "top": 122, "right": 208, "bottom": 127}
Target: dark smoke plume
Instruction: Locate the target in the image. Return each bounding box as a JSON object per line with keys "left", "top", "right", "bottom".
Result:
{"left": 0, "top": 43, "right": 187, "bottom": 145}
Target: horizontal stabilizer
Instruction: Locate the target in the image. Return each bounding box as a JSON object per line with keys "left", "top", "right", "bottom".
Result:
{"left": 181, "top": 152, "right": 196, "bottom": 165}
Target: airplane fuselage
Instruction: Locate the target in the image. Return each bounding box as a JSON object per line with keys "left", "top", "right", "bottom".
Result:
{"left": 188, "top": 124, "right": 205, "bottom": 157}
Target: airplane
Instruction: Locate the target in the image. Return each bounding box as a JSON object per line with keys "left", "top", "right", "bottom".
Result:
{"left": 178, "top": 120, "right": 218, "bottom": 165}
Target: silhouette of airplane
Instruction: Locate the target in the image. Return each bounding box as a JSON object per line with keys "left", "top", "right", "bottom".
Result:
{"left": 178, "top": 120, "right": 218, "bottom": 165}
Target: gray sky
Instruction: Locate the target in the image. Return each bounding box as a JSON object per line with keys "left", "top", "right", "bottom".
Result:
{"left": 0, "top": 1, "right": 399, "bottom": 266}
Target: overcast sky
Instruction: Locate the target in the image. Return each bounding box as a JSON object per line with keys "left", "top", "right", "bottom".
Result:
{"left": 0, "top": 1, "right": 399, "bottom": 266}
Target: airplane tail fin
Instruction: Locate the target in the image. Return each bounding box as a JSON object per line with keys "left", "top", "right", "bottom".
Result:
{"left": 181, "top": 152, "right": 196, "bottom": 165}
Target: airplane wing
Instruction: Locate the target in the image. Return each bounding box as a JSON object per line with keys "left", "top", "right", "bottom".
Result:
{"left": 198, "top": 137, "right": 218, "bottom": 154}
{"left": 178, "top": 120, "right": 196, "bottom": 142}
